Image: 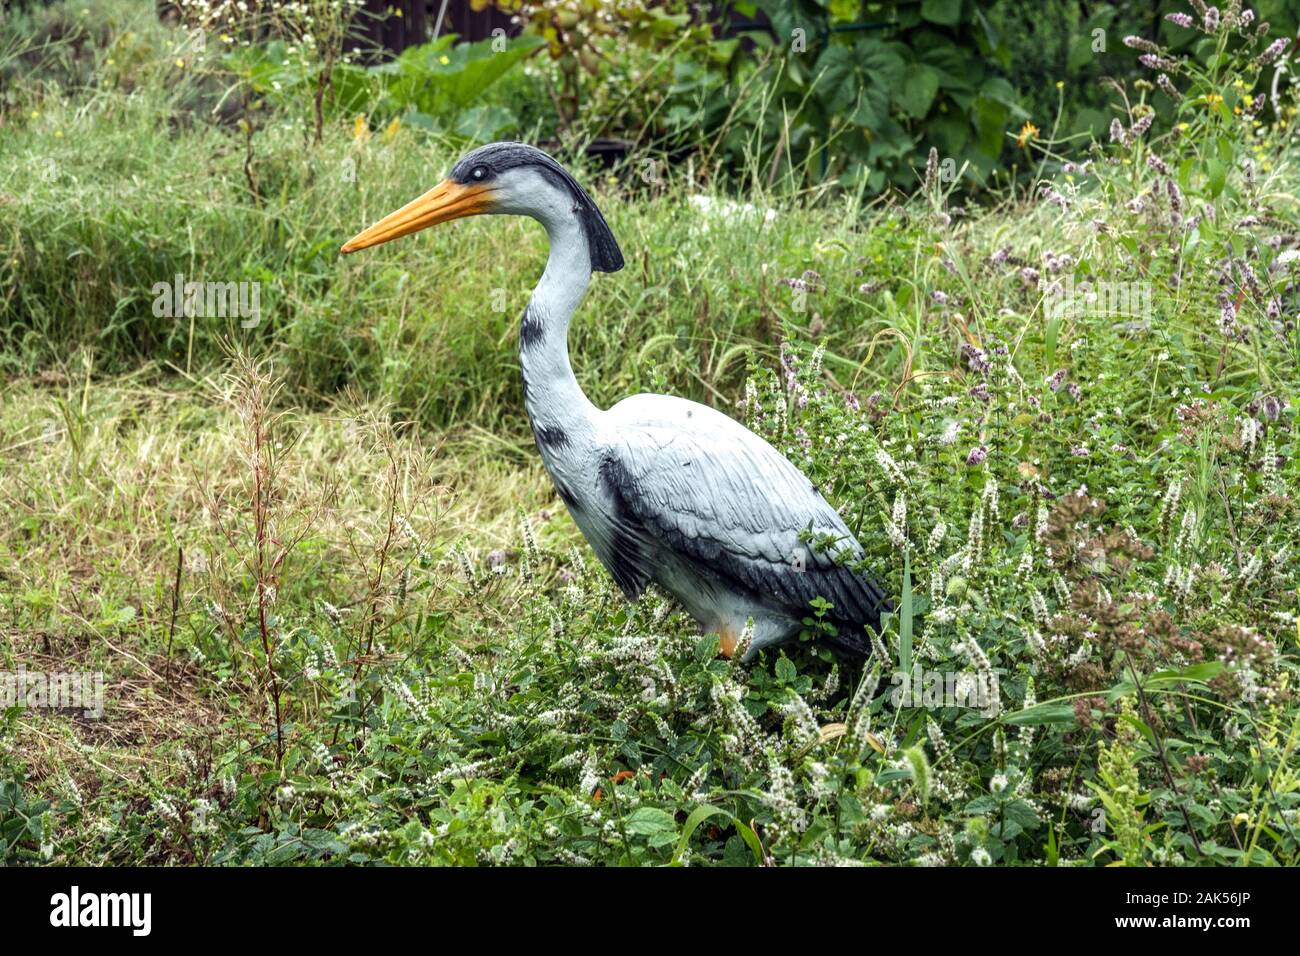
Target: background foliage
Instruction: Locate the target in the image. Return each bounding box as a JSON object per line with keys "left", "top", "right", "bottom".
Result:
{"left": 0, "top": 0, "right": 1298, "bottom": 867}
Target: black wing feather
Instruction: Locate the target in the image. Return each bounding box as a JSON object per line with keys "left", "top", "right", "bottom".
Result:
{"left": 602, "top": 420, "right": 890, "bottom": 647}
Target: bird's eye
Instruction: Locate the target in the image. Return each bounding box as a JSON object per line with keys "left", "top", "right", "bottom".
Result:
{"left": 471, "top": 165, "right": 489, "bottom": 181}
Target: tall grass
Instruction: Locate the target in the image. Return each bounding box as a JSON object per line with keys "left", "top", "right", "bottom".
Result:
{"left": 2, "top": 0, "right": 1299, "bottom": 867}
{"left": 0, "top": 1, "right": 926, "bottom": 440}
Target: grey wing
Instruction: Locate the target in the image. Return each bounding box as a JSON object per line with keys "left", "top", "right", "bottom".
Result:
{"left": 600, "top": 399, "right": 889, "bottom": 634}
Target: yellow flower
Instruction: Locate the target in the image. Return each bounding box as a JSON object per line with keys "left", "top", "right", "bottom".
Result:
{"left": 382, "top": 116, "right": 401, "bottom": 143}
{"left": 439, "top": 55, "right": 450, "bottom": 65}
{"left": 1055, "top": 80, "right": 1064, "bottom": 90}
{"left": 175, "top": 58, "right": 185, "bottom": 69}
{"left": 29, "top": 110, "right": 40, "bottom": 119}
{"left": 1205, "top": 93, "right": 1224, "bottom": 106}
{"left": 54, "top": 130, "right": 62, "bottom": 138}
{"left": 353, "top": 114, "right": 371, "bottom": 143}
{"left": 1016, "top": 120, "right": 1039, "bottom": 148}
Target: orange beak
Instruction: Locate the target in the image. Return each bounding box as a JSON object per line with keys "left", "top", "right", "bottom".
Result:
{"left": 340, "top": 179, "right": 495, "bottom": 254}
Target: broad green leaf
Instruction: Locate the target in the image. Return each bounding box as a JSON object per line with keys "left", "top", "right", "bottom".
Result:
{"left": 775, "top": 655, "right": 797, "bottom": 683}
{"left": 454, "top": 104, "right": 518, "bottom": 142}
{"left": 921, "top": 0, "right": 963, "bottom": 27}
{"left": 897, "top": 63, "right": 940, "bottom": 119}
{"left": 625, "top": 806, "right": 677, "bottom": 838}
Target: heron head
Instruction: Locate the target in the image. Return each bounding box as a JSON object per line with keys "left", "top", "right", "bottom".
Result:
{"left": 340, "top": 141, "right": 624, "bottom": 273}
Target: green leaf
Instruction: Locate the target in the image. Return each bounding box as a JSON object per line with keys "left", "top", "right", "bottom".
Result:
{"left": 921, "top": 0, "right": 963, "bottom": 27}
{"left": 625, "top": 806, "right": 677, "bottom": 838}
{"left": 899, "top": 550, "right": 913, "bottom": 674}
{"left": 1116, "top": 711, "right": 1156, "bottom": 745}
{"left": 454, "top": 104, "right": 517, "bottom": 142}
{"left": 671, "top": 804, "right": 730, "bottom": 864}
{"left": 754, "top": 0, "right": 828, "bottom": 42}
{"left": 440, "top": 36, "right": 544, "bottom": 109}
{"left": 1003, "top": 702, "right": 1076, "bottom": 726}
{"left": 918, "top": 43, "right": 977, "bottom": 91}
{"left": 265, "top": 841, "right": 304, "bottom": 864}
{"left": 897, "top": 64, "right": 940, "bottom": 119}
{"left": 372, "top": 34, "right": 543, "bottom": 115}
{"left": 813, "top": 45, "right": 862, "bottom": 116}
{"left": 979, "top": 76, "right": 1023, "bottom": 111}
{"left": 302, "top": 828, "right": 347, "bottom": 855}
{"left": 972, "top": 94, "right": 1009, "bottom": 156}
{"left": 814, "top": 38, "right": 905, "bottom": 130}
{"left": 1004, "top": 799, "right": 1041, "bottom": 830}
{"left": 1044, "top": 821, "right": 1059, "bottom": 866}
{"left": 928, "top": 114, "right": 971, "bottom": 155}
{"left": 775, "top": 655, "right": 797, "bottom": 683}
{"left": 1206, "top": 159, "right": 1227, "bottom": 199}
{"left": 1109, "top": 661, "right": 1226, "bottom": 699}
{"left": 1147, "top": 661, "right": 1225, "bottom": 686}
{"left": 1067, "top": 32, "right": 1096, "bottom": 70}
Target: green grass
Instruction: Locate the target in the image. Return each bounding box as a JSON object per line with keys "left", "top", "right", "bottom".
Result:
{"left": 1, "top": 0, "right": 1298, "bottom": 866}
{"left": 0, "top": 1, "right": 918, "bottom": 438}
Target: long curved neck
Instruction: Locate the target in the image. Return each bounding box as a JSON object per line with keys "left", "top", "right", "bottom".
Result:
{"left": 520, "top": 215, "right": 598, "bottom": 436}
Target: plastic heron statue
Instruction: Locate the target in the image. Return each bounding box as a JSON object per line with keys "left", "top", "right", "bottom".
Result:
{"left": 342, "top": 142, "right": 888, "bottom": 661}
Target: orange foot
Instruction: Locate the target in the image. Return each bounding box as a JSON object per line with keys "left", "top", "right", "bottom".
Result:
{"left": 718, "top": 626, "right": 738, "bottom": 659}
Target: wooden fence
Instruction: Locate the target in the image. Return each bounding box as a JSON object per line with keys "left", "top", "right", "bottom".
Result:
{"left": 355, "top": 1, "right": 516, "bottom": 52}
{"left": 154, "top": 2, "right": 770, "bottom": 59}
